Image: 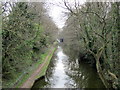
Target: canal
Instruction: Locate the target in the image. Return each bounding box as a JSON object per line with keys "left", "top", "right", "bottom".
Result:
{"left": 32, "top": 46, "right": 104, "bottom": 88}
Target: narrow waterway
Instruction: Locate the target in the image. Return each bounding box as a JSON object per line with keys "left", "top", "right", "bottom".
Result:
{"left": 32, "top": 46, "right": 104, "bottom": 88}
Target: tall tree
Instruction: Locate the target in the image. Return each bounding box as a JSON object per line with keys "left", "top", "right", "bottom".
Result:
{"left": 62, "top": 1, "right": 119, "bottom": 88}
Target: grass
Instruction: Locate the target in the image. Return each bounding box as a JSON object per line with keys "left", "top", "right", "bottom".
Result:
{"left": 15, "top": 46, "right": 56, "bottom": 88}
{"left": 35, "top": 47, "right": 56, "bottom": 79}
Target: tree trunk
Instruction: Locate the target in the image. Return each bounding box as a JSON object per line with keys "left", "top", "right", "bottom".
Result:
{"left": 95, "top": 56, "right": 110, "bottom": 88}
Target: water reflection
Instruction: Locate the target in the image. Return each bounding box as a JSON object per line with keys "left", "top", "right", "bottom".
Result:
{"left": 47, "top": 46, "right": 75, "bottom": 88}
{"left": 32, "top": 46, "right": 104, "bottom": 88}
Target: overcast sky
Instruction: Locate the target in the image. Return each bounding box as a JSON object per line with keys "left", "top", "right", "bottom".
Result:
{"left": 2, "top": 0, "right": 85, "bottom": 29}
{"left": 45, "top": 0, "right": 86, "bottom": 29}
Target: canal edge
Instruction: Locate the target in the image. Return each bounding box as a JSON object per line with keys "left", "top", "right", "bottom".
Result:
{"left": 35, "top": 46, "right": 57, "bottom": 80}
{"left": 19, "top": 45, "right": 57, "bottom": 88}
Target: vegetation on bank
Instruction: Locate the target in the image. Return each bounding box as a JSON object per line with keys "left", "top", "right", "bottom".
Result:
{"left": 60, "top": 1, "right": 120, "bottom": 89}
{"left": 35, "top": 47, "right": 56, "bottom": 80}
{"left": 1, "top": 1, "right": 119, "bottom": 89}
{"left": 2, "top": 2, "right": 58, "bottom": 88}
{"left": 17, "top": 46, "right": 56, "bottom": 88}
{"left": 15, "top": 48, "right": 50, "bottom": 88}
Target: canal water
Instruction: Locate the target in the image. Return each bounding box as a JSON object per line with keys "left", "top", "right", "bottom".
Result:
{"left": 32, "top": 46, "right": 104, "bottom": 88}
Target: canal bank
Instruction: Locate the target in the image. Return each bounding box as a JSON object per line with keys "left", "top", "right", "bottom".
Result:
{"left": 17, "top": 46, "right": 57, "bottom": 88}
{"left": 32, "top": 46, "right": 105, "bottom": 88}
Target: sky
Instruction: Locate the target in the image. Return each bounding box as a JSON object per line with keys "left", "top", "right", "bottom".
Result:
{"left": 45, "top": 0, "right": 86, "bottom": 29}
{"left": 4, "top": 0, "right": 117, "bottom": 29}
{"left": 2, "top": 0, "right": 85, "bottom": 29}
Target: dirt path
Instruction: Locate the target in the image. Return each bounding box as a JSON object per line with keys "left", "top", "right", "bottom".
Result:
{"left": 21, "top": 47, "right": 54, "bottom": 88}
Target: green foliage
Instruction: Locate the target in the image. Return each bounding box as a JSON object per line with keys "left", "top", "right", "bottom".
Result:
{"left": 2, "top": 2, "right": 57, "bottom": 88}
{"left": 62, "top": 2, "right": 120, "bottom": 89}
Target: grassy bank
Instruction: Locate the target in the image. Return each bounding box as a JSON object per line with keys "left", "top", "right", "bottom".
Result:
{"left": 15, "top": 46, "right": 56, "bottom": 88}
{"left": 2, "top": 48, "right": 49, "bottom": 88}
{"left": 35, "top": 47, "right": 56, "bottom": 79}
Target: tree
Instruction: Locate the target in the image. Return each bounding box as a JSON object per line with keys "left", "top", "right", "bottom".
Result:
{"left": 62, "top": 0, "right": 119, "bottom": 88}
{"left": 2, "top": 2, "right": 58, "bottom": 88}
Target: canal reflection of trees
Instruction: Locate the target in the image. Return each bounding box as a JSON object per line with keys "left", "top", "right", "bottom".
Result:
{"left": 62, "top": 45, "right": 79, "bottom": 60}
{"left": 32, "top": 53, "right": 57, "bottom": 88}
{"left": 62, "top": 45, "right": 105, "bottom": 88}
{"left": 32, "top": 46, "right": 105, "bottom": 88}
{"left": 46, "top": 54, "right": 57, "bottom": 80}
